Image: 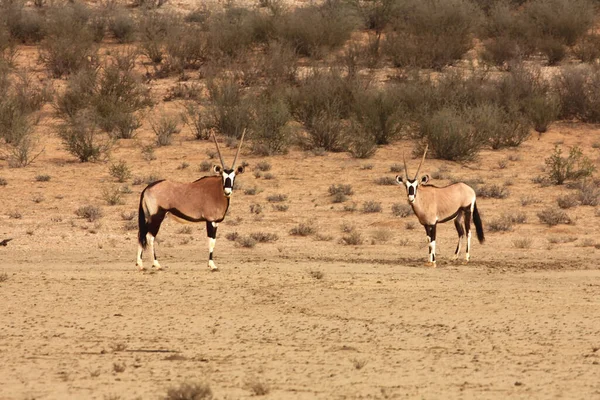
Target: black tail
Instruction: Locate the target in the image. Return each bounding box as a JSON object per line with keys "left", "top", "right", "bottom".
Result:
{"left": 473, "top": 202, "right": 485, "bottom": 244}
{"left": 138, "top": 190, "right": 148, "bottom": 249}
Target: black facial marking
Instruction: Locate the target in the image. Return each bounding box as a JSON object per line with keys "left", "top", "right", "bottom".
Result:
{"left": 224, "top": 177, "right": 232, "bottom": 188}
{"left": 408, "top": 186, "right": 415, "bottom": 196}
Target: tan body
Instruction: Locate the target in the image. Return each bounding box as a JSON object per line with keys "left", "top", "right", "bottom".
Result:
{"left": 409, "top": 183, "right": 476, "bottom": 226}
{"left": 142, "top": 177, "right": 230, "bottom": 223}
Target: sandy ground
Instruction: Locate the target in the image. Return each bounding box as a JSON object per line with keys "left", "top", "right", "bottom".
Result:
{"left": 1, "top": 253, "right": 600, "bottom": 400}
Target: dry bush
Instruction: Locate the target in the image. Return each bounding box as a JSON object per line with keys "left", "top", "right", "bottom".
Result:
{"left": 375, "top": 176, "right": 396, "bottom": 186}
{"left": 58, "top": 112, "right": 112, "bottom": 162}
{"left": 237, "top": 235, "right": 257, "bottom": 248}
{"left": 245, "top": 376, "right": 270, "bottom": 396}
{"left": 341, "top": 231, "right": 363, "bottom": 245}
{"left": 555, "top": 65, "right": 600, "bottom": 123}
{"left": 544, "top": 145, "right": 595, "bottom": 185}
{"left": 512, "top": 237, "right": 532, "bottom": 249}
{"left": 392, "top": 203, "right": 412, "bottom": 217}
{"left": 573, "top": 180, "right": 600, "bottom": 206}
{"left": 152, "top": 115, "right": 180, "bottom": 146}
{"left": 557, "top": 194, "right": 578, "bottom": 209}
{"left": 0, "top": 177, "right": 7, "bottom": 186}
{"left": 181, "top": 103, "right": 214, "bottom": 141}
{"left": 101, "top": 186, "right": 124, "bottom": 206}
{"left": 276, "top": 1, "right": 357, "bottom": 58}
{"left": 249, "top": 232, "right": 278, "bottom": 243}
{"left": 537, "top": 207, "right": 571, "bottom": 226}
{"left": 75, "top": 205, "right": 103, "bottom": 222}
{"left": 521, "top": 195, "right": 542, "bottom": 206}
{"left": 289, "top": 223, "right": 315, "bottom": 236}
{"left": 250, "top": 90, "right": 292, "bottom": 156}
{"left": 266, "top": 194, "right": 287, "bottom": 202}
{"left": 164, "top": 381, "right": 213, "bottom": 400}
{"left": 109, "top": 160, "right": 131, "bottom": 182}
{"left": 352, "top": 87, "right": 404, "bottom": 146}
{"left": 476, "top": 184, "right": 510, "bottom": 199}
{"left": 162, "top": 22, "right": 209, "bottom": 74}
{"left": 419, "top": 107, "right": 483, "bottom": 162}
{"left": 288, "top": 69, "right": 357, "bottom": 152}
{"left": 309, "top": 269, "right": 324, "bottom": 280}
{"left": 362, "top": 201, "right": 382, "bottom": 213}
{"left": 207, "top": 77, "right": 251, "bottom": 138}
{"left": 107, "top": 7, "right": 136, "bottom": 44}
{"left": 2, "top": 2, "right": 45, "bottom": 44}
{"left": 39, "top": 4, "right": 98, "bottom": 77}
{"left": 329, "top": 184, "right": 353, "bottom": 196}
{"left": 488, "top": 215, "right": 513, "bottom": 232}
{"left": 384, "top": 0, "right": 480, "bottom": 70}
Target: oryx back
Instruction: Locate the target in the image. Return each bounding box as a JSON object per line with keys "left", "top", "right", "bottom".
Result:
{"left": 413, "top": 183, "right": 475, "bottom": 225}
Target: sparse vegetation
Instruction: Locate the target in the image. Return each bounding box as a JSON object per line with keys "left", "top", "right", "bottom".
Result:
{"left": 109, "top": 160, "right": 132, "bottom": 182}
{"left": 545, "top": 145, "right": 595, "bottom": 185}
{"left": 75, "top": 205, "right": 103, "bottom": 222}
{"left": 362, "top": 201, "right": 382, "bottom": 213}
{"left": 289, "top": 223, "right": 315, "bottom": 236}
{"left": 392, "top": 203, "right": 412, "bottom": 217}
{"left": 164, "top": 381, "right": 213, "bottom": 400}
{"left": 35, "top": 174, "right": 50, "bottom": 182}
{"left": 537, "top": 207, "right": 572, "bottom": 226}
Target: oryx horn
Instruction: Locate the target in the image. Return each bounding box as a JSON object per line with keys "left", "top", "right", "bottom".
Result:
{"left": 231, "top": 128, "right": 246, "bottom": 169}
{"left": 212, "top": 132, "right": 226, "bottom": 168}
{"left": 414, "top": 144, "right": 429, "bottom": 180}
{"left": 403, "top": 151, "right": 409, "bottom": 180}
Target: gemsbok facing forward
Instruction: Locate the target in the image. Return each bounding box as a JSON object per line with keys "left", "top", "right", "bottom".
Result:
{"left": 136, "top": 131, "right": 246, "bottom": 271}
{"left": 396, "top": 145, "right": 484, "bottom": 266}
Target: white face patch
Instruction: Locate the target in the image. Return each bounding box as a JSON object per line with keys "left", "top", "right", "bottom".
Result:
{"left": 222, "top": 171, "right": 237, "bottom": 196}
{"left": 405, "top": 181, "right": 418, "bottom": 203}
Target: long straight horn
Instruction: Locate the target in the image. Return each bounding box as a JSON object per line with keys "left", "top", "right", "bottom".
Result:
{"left": 212, "top": 132, "right": 226, "bottom": 168}
{"left": 231, "top": 128, "right": 246, "bottom": 169}
{"left": 402, "top": 152, "right": 409, "bottom": 180}
{"left": 414, "top": 144, "right": 428, "bottom": 179}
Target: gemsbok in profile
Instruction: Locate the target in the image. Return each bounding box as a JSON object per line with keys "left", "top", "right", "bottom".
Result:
{"left": 136, "top": 131, "right": 246, "bottom": 271}
{"left": 396, "top": 145, "right": 484, "bottom": 266}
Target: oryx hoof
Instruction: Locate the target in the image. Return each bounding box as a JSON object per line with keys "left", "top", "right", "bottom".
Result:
{"left": 424, "top": 261, "right": 437, "bottom": 268}
{"left": 208, "top": 260, "right": 218, "bottom": 271}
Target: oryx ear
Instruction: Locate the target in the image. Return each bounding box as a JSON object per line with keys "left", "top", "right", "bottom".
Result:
{"left": 395, "top": 175, "right": 405, "bottom": 185}
{"left": 213, "top": 165, "right": 222, "bottom": 174}
{"left": 236, "top": 165, "right": 245, "bottom": 174}
{"left": 420, "top": 174, "right": 430, "bottom": 184}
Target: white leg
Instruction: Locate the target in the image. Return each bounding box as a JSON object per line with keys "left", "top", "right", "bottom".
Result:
{"left": 136, "top": 243, "right": 144, "bottom": 270}
{"left": 429, "top": 240, "right": 436, "bottom": 264}
{"left": 148, "top": 233, "right": 162, "bottom": 269}
{"left": 466, "top": 231, "right": 472, "bottom": 262}
{"left": 208, "top": 237, "right": 217, "bottom": 270}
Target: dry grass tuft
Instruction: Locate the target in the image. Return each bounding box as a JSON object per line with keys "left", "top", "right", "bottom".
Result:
{"left": 164, "top": 381, "right": 213, "bottom": 400}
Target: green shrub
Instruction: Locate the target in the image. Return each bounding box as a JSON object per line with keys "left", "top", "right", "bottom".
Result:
{"left": 545, "top": 145, "right": 595, "bottom": 185}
